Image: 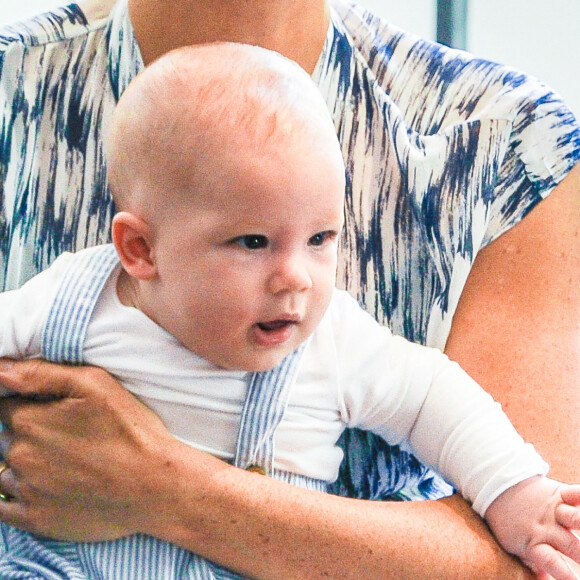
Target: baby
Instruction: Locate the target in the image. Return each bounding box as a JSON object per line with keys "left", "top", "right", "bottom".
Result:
{"left": 1, "top": 42, "right": 580, "bottom": 580}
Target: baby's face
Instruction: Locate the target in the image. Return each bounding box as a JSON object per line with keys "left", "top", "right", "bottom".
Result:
{"left": 145, "top": 127, "right": 345, "bottom": 372}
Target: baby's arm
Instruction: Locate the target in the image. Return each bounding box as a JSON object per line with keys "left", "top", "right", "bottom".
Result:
{"left": 399, "top": 357, "right": 580, "bottom": 579}
{"left": 332, "top": 290, "right": 580, "bottom": 577}
{"left": 333, "top": 291, "right": 578, "bottom": 576}
{"left": 484, "top": 476, "right": 580, "bottom": 580}
{"left": 0, "top": 256, "right": 72, "bottom": 367}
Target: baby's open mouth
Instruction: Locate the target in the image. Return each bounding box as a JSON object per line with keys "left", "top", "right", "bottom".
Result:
{"left": 257, "top": 320, "right": 295, "bottom": 332}
{"left": 252, "top": 317, "right": 299, "bottom": 347}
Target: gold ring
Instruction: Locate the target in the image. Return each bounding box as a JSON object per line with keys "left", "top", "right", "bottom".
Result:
{"left": 0, "top": 462, "right": 11, "bottom": 501}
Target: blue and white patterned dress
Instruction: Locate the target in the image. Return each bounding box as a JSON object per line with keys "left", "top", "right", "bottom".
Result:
{"left": 0, "top": 0, "right": 578, "bottom": 576}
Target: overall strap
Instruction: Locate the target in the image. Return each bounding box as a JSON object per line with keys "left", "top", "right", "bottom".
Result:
{"left": 198, "top": 344, "right": 310, "bottom": 580}
{"left": 41, "top": 244, "right": 119, "bottom": 363}
{"left": 234, "top": 343, "right": 308, "bottom": 475}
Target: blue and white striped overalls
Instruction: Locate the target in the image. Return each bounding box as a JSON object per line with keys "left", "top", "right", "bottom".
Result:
{"left": 0, "top": 245, "right": 326, "bottom": 579}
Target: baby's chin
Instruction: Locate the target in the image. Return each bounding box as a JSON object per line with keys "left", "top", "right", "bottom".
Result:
{"left": 209, "top": 345, "right": 301, "bottom": 373}
{"left": 199, "top": 321, "right": 318, "bottom": 372}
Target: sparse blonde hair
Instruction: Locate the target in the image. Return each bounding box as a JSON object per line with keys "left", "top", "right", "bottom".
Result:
{"left": 107, "top": 42, "right": 338, "bottom": 213}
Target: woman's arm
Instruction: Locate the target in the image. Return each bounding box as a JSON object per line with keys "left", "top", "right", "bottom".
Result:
{"left": 445, "top": 160, "right": 580, "bottom": 483}
{"left": 0, "top": 360, "right": 531, "bottom": 579}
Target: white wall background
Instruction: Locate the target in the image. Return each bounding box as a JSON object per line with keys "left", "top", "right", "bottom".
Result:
{"left": 1, "top": 0, "right": 579, "bottom": 118}
{"left": 1, "top": 0, "right": 65, "bottom": 25}
{"left": 468, "top": 0, "right": 580, "bottom": 119}
{"left": 358, "top": 0, "right": 436, "bottom": 40}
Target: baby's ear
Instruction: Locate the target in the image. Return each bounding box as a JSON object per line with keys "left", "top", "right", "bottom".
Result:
{"left": 112, "top": 212, "right": 157, "bottom": 280}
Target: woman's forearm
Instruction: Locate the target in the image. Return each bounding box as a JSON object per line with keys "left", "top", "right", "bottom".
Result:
{"left": 0, "top": 360, "right": 531, "bottom": 579}
{"left": 144, "top": 439, "right": 532, "bottom": 579}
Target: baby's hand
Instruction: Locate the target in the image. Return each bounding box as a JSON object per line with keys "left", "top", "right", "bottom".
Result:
{"left": 485, "top": 476, "right": 580, "bottom": 580}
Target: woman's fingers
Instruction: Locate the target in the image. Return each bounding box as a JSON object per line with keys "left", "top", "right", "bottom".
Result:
{"left": 0, "top": 358, "right": 77, "bottom": 399}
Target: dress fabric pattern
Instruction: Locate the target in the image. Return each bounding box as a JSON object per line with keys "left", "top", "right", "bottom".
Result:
{"left": 0, "top": 0, "right": 579, "bottom": 574}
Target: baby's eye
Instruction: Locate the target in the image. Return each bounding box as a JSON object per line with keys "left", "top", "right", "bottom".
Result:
{"left": 234, "top": 235, "right": 269, "bottom": 250}
{"left": 308, "top": 231, "right": 336, "bottom": 247}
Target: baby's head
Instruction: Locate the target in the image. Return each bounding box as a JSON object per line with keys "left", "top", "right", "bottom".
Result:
{"left": 107, "top": 43, "right": 345, "bottom": 371}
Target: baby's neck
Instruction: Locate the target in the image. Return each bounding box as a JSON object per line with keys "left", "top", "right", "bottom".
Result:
{"left": 116, "top": 268, "right": 141, "bottom": 310}
{"left": 128, "top": 0, "right": 330, "bottom": 73}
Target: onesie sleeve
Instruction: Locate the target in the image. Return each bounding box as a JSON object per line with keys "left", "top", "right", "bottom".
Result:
{"left": 331, "top": 289, "right": 548, "bottom": 516}
{"left": 0, "top": 253, "right": 74, "bottom": 361}
{"left": 404, "top": 360, "right": 549, "bottom": 516}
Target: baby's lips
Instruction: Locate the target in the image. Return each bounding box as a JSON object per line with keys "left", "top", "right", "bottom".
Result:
{"left": 252, "top": 318, "right": 298, "bottom": 348}
{"left": 257, "top": 319, "right": 294, "bottom": 332}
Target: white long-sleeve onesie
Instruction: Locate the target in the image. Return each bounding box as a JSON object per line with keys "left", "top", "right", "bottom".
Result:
{"left": 0, "top": 249, "right": 548, "bottom": 516}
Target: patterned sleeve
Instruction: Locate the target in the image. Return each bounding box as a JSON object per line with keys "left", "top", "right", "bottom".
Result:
{"left": 0, "top": 5, "right": 110, "bottom": 291}
{"left": 483, "top": 77, "right": 580, "bottom": 245}
{"left": 359, "top": 17, "right": 580, "bottom": 248}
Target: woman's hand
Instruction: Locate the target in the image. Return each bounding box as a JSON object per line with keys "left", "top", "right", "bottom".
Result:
{"left": 0, "top": 358, "right": 178, "bottom": 541}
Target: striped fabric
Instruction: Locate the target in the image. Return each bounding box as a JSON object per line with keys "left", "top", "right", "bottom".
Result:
{"left": 41, "top": 245, "right": 119, "bottom": 363}
{"left": 234, "top": 337, "right": 310, "bottom": 475}
{"left": 0, "top": 244, "right": 323, "bottom": 578}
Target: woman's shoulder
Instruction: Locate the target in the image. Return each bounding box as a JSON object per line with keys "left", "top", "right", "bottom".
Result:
{"left": 0, "top": 3, "right": 108, "bottom": 53}
{"left": 0, "top": 2, "right": 111, "bottom": 104}
{"left": 331, "top": 0, "right": 577, "bottom": 131}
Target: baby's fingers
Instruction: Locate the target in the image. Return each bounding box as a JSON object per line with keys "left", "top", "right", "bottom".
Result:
{"left": 557, "top": 504, "right": 580, "bottom": 532}
{"left": 557, "top": 485, "right": 580, "bottom": 533}
{"left": 529, "top": 544, "right": 579, "bottom": 580}
{"left": 531, "top": 524, "right": 580, "bottom": 580}
{"left": 553, "top": 527, "right": 580, "bottom": 567}
{"left": 562, "top": 486, "right": 580, "bottom": 508}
